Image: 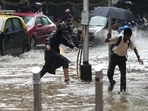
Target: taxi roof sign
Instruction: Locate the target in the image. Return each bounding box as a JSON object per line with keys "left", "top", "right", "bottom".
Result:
{"left": 0, "top": 10, "right": 16, "bottom": 14}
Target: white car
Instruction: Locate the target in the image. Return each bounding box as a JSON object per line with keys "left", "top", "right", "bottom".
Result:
{"left": 72, "top": 16, "right": 107, "bottom": 46}
{"left": 89, "top": 16, "right": 107, "bottom": 43}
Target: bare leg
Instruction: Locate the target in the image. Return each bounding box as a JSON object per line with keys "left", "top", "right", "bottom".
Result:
{"left": 63, "top": 68, "right": 69, "bottom": 82}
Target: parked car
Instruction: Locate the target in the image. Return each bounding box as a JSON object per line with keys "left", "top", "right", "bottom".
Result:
{"left": 72, "top": 16, "right": 108, "bottom": 46}
{"left": 0, "top": 14, "right": 30, "bottom": 56}
{"left": 13, "top": 13, "right": 56, "bottom": 49}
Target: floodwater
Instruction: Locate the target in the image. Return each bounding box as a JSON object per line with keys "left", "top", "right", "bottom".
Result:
{"left": 0, "top": 30, "right": 148, "bottom": 111}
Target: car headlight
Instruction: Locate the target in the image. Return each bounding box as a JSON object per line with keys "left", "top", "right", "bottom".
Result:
{"left": 94, "top": 30, "right": 104, "bottom": 39}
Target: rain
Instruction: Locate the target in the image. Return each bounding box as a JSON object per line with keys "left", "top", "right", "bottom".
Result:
{"left": 0, "top": 29, "right": 148, "bottom": 111}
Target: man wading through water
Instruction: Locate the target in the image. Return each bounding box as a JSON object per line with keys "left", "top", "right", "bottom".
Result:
{"left": 40, "top": 22, "right": 78, "bottom": 83}
{"left": 105, "top": 28, "right": 143, "bottom": 92}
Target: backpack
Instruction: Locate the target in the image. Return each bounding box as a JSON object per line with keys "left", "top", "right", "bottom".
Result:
{"left": 110, "top": 36, "right": 130, "bottom": 54}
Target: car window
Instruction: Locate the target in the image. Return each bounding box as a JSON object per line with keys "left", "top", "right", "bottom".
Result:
{"left": 0, "top": 19, "right": 4, "bottom": 31}
{"left": 89, "top": 16, "right": 107, "bottom": 26}
{"left": 22, "top": 16, "right": 34, "bottom": 27}
{"left": 36, "top": 17, "right": 43, "bottom": 25}
{"left": 5, "top": 19, "right": 13, "bottom": 32}
{"left": 23, "top": 16, "right": 31, "bottom": 23}
{"left": 41, "top": 17, "right": 51, "bottom": 25}
{"left": 12, "top": 18, "right": 23, "bottom": 31}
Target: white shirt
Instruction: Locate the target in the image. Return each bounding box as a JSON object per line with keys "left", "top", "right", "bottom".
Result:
{"left": 109, "top": 37, "right": 135, "bottom": 56}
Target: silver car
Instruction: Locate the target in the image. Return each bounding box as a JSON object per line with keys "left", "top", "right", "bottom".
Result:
{"left": 89, "top": 16, "right": 107, "bottom": 43}
{"left": 72, "top": 16, "right": 107, "bottom": 46}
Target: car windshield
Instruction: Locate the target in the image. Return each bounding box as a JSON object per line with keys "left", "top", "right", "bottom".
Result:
{"left": 89, "top": 16, "right": 107, "bottom": 26}
{"left": 21, "top": 16, "right": 35, "bottom": 27}
{"left": 0, "top": 19, "right": 4, "bottom": 31}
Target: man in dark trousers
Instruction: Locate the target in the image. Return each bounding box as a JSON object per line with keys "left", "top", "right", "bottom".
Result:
{"left": 40, "top": 22, "right": 78, "bottom": 83}
{"left": 105, "top": 28, "right": 143, "bottom": 92}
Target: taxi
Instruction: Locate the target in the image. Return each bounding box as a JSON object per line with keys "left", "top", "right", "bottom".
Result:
{"left": 0, "top": 10, "right": 30, "bottom": 55}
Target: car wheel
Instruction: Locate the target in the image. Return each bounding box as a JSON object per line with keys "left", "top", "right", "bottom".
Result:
{"left": 0, "top": 40, "right": 4, "bottom": 56}
{"left": 0, "top": 47, "right": 3, "bottom": 56}
{"left": 30, "top": 38, "right": 36, "bottom": 50}
{"left": 22, "top": 44, "right": 30, "bottom": 53}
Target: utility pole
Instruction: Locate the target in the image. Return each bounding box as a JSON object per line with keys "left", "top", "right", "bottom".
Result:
{"left": 108, "top": 0, "right": 112, "bottom": 34}
{"left": 108, "top": 0, "right": 112, "bottom": 61}
{"left": 46, "top": 0, "right": 49, "bottom": 15}
{"left": 80, "top": 0, "right": 92, "bottom": 81}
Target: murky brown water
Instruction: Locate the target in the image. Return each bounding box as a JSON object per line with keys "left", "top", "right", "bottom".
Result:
{"left": 0, "top": 30, "right": 148, "bottom": 111}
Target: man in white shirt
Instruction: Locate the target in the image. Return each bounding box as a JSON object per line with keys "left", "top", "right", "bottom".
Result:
{"left": 105, "top": 28, "right": 143, "bottom": 92}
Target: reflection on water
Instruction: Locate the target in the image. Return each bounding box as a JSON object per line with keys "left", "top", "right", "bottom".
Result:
{"left": 0, "top": 30, "right": 148, "bottom": 111}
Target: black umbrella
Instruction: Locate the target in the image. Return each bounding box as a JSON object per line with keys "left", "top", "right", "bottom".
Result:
{"left": 90, "top": 6, "right": 135, "bottom": 20}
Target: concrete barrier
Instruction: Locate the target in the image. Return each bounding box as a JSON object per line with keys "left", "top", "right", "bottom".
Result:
{"left": 94, "top": 65, "right": 103, "bottom": 111}
{"left": 32, "top": 66, "right": 41, "bottom": 111}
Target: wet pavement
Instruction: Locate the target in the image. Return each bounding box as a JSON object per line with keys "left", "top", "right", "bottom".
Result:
{"left": 0, "top": 30, "right": 148, "bottom": 111}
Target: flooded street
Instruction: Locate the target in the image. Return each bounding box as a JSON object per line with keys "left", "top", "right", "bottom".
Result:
{"left": 0, "top": 30, "right": 148, "bottom": 111}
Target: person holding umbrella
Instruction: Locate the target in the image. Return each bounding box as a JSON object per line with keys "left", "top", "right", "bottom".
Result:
{"left": 105, "top": 28, "right": 143, "bottom": 92}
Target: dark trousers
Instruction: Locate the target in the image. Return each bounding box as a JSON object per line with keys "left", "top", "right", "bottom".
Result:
{"left": 40, "top": 62, "right": 56, "bottom": 78}
{"left": 107, "top": 54, "right": 127, "bottom": 90}
{"left": 40, "top": 49, "right": 70, "bottom": 78}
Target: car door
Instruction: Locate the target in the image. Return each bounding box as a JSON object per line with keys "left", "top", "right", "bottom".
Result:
{"left": 4, "top": 18, "right": 26, "bottom": 54}
{"left": 41, "top": 16, "right": 54, "bottom": 41}
{"left": 35, "top": 16, "right": 54, "bottom": 44}
{"left": 4, "top": 18, "right": 16, "bottom": 54}
{"left": 35, "top": 16, "right": 45, "bottom": 44}
{"left": 11, "top": 18, "right": 27, "bottom": 53}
